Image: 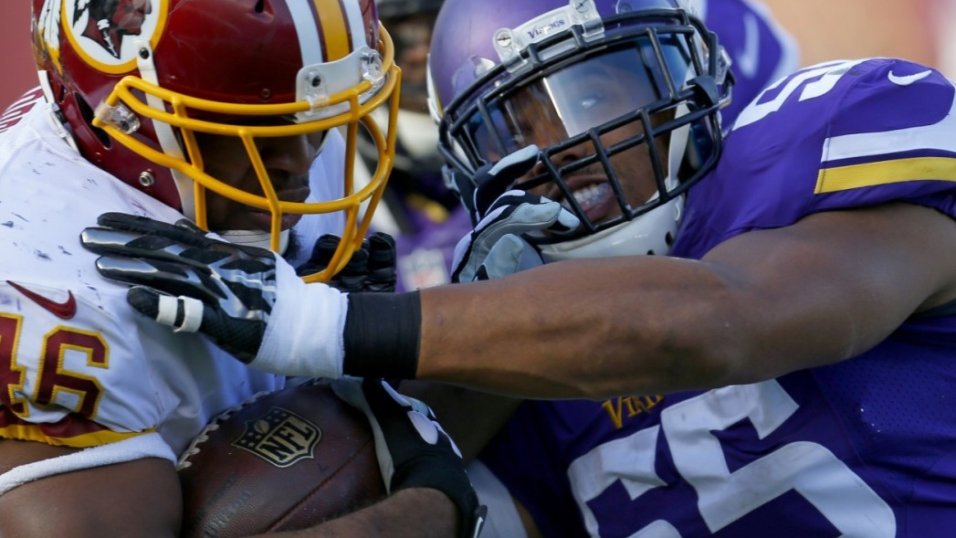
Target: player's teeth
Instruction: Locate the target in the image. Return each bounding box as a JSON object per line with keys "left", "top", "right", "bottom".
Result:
{"left": 572, "top": 183, "right": 609, "bottom": 209}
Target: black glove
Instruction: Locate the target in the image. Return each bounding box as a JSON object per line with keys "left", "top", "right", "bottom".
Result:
{"left": 296, "top": 232, "right": 397, "bottom": 293}
{"left": 79, "top": 212, "right": 280, "bottom": 363}
{"left": 331, "top": 378, "right": 486, "bottom": 538}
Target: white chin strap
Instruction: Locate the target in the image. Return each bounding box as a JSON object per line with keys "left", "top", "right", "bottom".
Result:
{"left": 219, "top": 229, "right": 290, "bottom": 254}
{"left": 539, "top": 196, "right": 683, "bottom": 261}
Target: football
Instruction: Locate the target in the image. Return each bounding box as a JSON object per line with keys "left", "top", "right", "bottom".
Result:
{"left": 177, "top": 379, "right": 387, "bottom": 537}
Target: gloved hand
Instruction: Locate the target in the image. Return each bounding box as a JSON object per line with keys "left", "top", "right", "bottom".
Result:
{"left": 80, "top": 212, "right": 348, "bottom": 378}
{"left": 331, "top": 377, "right": 486, "bottom": 538}
{"left": 451, "top": 190, "right": 580, "bottom": 282}
{"left": 297, "top": 232, "right": 397, "bottom": 293}
{"left": 451, "top": 145, "right": 580, "bottom": 283}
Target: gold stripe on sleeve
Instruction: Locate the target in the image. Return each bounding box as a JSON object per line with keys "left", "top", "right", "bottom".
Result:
{"left": 816, "top": 157, "right": 956, "bottom": 193}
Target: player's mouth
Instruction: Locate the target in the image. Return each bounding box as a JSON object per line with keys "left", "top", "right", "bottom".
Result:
{"left": 248, "top": 185, "right": 311, "bottom": 231}
{"left": 552, "top": 175, "right": 620, "bottom": 224}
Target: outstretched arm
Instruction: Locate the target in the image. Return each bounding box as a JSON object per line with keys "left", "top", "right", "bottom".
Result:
{"left": 414, "top": 203, "right": 956, "bottom": 398}
{"left": 80, "top": 203, "right": 956, "bottom": 399}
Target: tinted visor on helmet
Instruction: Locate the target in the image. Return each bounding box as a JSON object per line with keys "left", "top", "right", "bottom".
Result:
{"left": 468, "top": 43, "right": 687, "bottom": 158}
{"left": 441, "top": 14, "right": 725, "bottom": 237}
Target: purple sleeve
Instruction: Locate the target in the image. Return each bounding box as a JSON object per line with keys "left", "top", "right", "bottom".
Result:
{"left": 674, "top": 58, "right": 956, "bottom": 258}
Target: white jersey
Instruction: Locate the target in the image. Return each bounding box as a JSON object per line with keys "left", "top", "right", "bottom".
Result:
{"left": 0, "top": 93, "right": 341, "bottom": 457}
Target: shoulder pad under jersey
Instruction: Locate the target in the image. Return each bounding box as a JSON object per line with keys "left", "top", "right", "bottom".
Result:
{"left": 682, "top": 58, "right": 956, "bottom": 250}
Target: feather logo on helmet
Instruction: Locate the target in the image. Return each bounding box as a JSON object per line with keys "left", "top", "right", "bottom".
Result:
{"left": 46, "top": 0, "right": 168, "bottom": 73}
{"left": 73, "top": 0, "right": 153, "bottom": 59}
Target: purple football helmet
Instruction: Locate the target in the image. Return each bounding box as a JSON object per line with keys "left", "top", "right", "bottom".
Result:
{"left": 427, "top": 0, "right": 732, "bottom": 259}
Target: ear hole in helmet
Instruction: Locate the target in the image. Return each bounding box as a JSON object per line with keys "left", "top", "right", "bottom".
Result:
{"left": 75, "top": 93, "right": 111, "bottom": 148}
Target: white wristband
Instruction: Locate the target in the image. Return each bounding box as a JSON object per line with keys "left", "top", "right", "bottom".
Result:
{"left": 253, "top": 259, "right": 348, "bottom": 378}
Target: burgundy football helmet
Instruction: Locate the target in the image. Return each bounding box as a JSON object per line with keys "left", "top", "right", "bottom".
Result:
{"left": 32, "top": 0, "right": 402, "bottom": 281}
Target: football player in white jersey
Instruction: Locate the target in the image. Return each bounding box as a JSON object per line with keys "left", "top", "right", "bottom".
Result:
{"left": 0, "top": 1, "right": 482, "bottom": 537}
{"left": 81, "top": 0, "right": 956, "bottom": 536}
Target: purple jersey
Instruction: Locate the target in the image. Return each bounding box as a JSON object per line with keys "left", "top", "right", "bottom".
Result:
{"left": 479, "top": 58, "right": 956, "bottom": 537}
{"left": 703, "top": 0, "right": 799, "bottom": 126}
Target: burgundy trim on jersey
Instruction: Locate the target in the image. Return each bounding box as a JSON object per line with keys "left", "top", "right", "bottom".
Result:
{"left": 0, "top": 87, "right": 44, "bottom": 135}
{"left": 0, "top": 406, "right": 113, "bottom": 445}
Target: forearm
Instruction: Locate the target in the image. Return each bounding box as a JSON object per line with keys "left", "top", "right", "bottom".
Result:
{"left": 410, "top": 205, "right": 946, "bottom": 399}
{"left": 343, "top": 256, "right": 742, "bottom": 399}
{"left": 414, "top": 257, "right": 740, "bottom": 399}
{"left": 345, "top": 208, "right": 935, "bottom": 399}
{"left": 249, "top": 488, "right": 457, "bottom": 538}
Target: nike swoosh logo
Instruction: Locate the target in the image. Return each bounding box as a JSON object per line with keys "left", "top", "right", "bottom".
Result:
{"left": 735, "top": 13, "right": 760, "bottom": 79}
{"left": 7, "top": 281, "right": 78, "bottom": 320}
{"left": 887, "top": 69, "right": 932, "bottom": 86}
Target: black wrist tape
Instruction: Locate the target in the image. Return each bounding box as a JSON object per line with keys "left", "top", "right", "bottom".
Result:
{"left": 343, "top": 291, "right": 421, "bottom": 379}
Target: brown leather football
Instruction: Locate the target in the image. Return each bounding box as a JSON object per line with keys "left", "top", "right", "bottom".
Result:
{"left": 177, "top": 379, "right": 387, "bottom": 537}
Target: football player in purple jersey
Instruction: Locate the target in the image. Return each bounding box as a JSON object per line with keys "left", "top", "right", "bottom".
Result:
{"left": 81, "top": 0, "right": 956, "bottom": 536}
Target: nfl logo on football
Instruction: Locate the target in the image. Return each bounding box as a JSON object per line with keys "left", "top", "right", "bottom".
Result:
{"left": 232, "top": 407, "right": 322, "bottom": 468}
